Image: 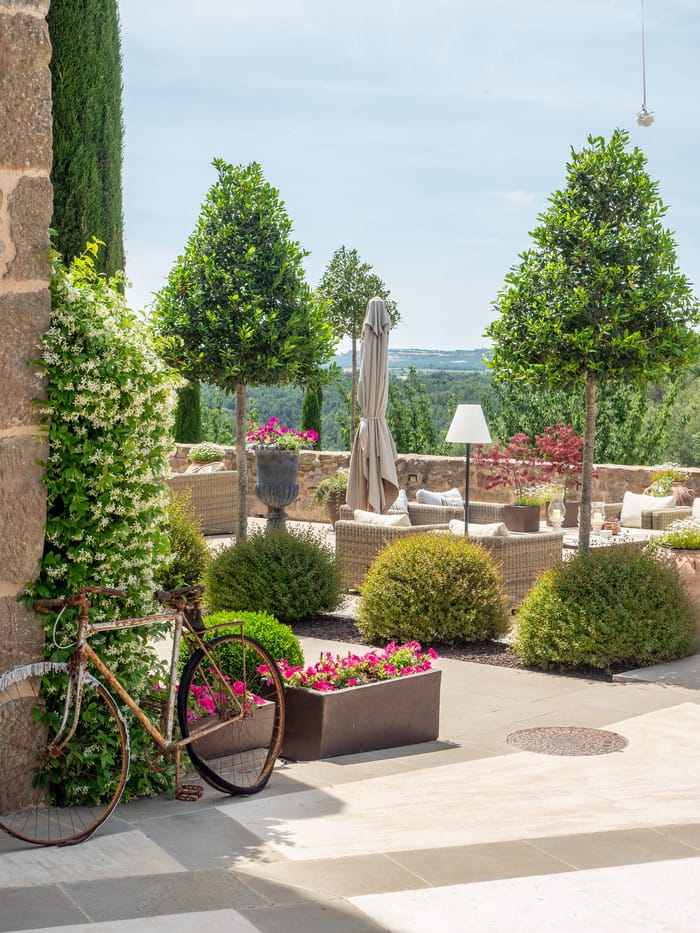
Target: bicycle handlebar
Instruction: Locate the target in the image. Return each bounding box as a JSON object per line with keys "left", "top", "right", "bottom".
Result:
{"left": 34, "top": 586, "right": 127, "bottom": 613}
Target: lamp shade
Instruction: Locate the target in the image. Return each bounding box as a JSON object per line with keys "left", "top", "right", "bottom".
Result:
{"left": 445, "top": 405, "right": 491, "bottom": 445}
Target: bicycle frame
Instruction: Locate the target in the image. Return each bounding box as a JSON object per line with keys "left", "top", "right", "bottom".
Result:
{"left": 59, "top": 602, "right": 249, "bottom": 763}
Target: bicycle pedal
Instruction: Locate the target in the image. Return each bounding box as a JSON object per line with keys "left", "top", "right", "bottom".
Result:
{"left": 175, "top": 783, "right": 203, "bottom": 801}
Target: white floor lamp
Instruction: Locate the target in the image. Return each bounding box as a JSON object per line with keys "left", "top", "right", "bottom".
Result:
{"left": 445, "top": 404, "right": 491, "bottom": 535}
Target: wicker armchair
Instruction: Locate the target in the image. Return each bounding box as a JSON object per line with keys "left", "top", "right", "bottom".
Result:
{"left": 605, "top": 502, "right": 692, "bottom": 531}
{"left": 165, "top": 470, "right": 238, "bottom": 535}
{"left": 338, "top": 500, "right": 506, "bottom": 527}
{"left": 335, "top": 509, "right": 562, "bottom": 604}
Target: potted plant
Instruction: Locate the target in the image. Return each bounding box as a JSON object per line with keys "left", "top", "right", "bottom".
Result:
{"left": 188, "top": 441, "right": 226, "bottom": 468}
{"left": 644, "top": 463, "right": 695, "bottom": 506}
{"left": 473, "top": 433, "right": 543, "bottom": 532}
{"left": 311, "top": 468, "right": 349, "bottom": 528}
{"left": 535, "top": 425, "right": 595, "bottom": 527}
{"left": 265, "top": 641, "right": 441, "bottom": 760}
{"left": 247, "top": 417, "right": 318, "bottom": 530}
{"left": 648, "top": 518, "right": 700, "bottom": 647}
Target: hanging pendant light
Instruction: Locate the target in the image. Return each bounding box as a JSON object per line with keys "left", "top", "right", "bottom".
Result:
{"left": 636, "top": 0, "right": 654, "bottom": 126}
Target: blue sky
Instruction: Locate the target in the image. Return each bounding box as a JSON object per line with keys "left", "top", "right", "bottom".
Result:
{"left": 119, "top": 0, "right": 699, "bottom": 350}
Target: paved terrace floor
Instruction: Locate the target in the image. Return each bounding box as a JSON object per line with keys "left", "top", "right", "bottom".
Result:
{"left": 2, "top": 519, "right": 700, "bottom": 932}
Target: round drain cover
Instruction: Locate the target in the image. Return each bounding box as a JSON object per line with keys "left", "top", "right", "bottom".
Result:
{"left": 506, "top": 726, "right": 628, "bottom": 756}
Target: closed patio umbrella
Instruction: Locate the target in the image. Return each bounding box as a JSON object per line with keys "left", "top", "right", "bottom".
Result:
{"left": 346, "top": 297, "right": 399, "bottom": 513}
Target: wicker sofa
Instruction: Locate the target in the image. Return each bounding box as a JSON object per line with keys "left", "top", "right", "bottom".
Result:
{"left": 335, "top": 502, "right": 562, "bottom": 604}
{"left": 605, "top": 502, "right": 691, "bottom": 531}
{"left": 165, "top": 470, "right": 238, "bottom": 535}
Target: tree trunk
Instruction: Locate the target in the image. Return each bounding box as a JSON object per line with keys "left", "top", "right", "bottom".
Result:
{"left": 350, "top": 336, "right": 358, "bottom": 443}
{"left": 578, "top": 374, "right": 597, "bottom": 556}
{"left": 236, "top": 383, "right": 248, "bottom": 541}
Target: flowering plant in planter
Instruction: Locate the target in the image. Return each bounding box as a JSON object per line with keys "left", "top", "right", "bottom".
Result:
{"left": 647, "top": 518, "right": 700, "bottom": 551}
{"left": 263, "top": 641, "right": 438, "bottom": 693}
{"left": 534, "top": 424, "right": 596, "bottom": 498}
{"left": 170, "top": 672, "right": 265, "bottom": 724}
{"left": 246, "top": 416, "right": 318, "bottom": 451}
{"left": 473, "top": 433, "right": 543, "bottom": 504}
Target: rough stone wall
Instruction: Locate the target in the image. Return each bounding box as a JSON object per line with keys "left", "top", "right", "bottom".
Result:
{"left": 0, "top": 1, "right": 52, "bottom": 672}
{"left": 171, "top": 445, "right": 700, "bottom": 523}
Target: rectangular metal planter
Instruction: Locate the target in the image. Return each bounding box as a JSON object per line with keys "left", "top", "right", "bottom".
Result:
{"left": 281, "top": 668, "right": 441, "bottom": 761}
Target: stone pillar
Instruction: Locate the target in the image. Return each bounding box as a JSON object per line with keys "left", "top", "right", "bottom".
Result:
{"left": 0, "top": 1, "right": 53, "bottom": 673}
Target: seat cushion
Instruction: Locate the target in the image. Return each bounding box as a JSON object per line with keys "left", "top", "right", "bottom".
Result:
{"left": 353, "top": 509, "right": 411, "bottom": 527}
{"left": 388, "top": 489, "right": 409, "bottom": 513}
{"left": 448, "top": 519, "right": 510, "bottom": 537}
{"left": 416, "top": 487, "right": 463, "bottom": 507}
{"left": 620, "top": 491, "right": 675, "bottom": 528}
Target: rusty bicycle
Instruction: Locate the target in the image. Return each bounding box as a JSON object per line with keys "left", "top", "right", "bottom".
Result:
{"left": 0, "top": 584, "right": 285, "bottom": 847}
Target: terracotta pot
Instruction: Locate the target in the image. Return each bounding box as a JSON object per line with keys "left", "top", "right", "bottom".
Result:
{"left": 656, "top": 547, "right": 700, "bottom": 649}
{"left": 326, "top": 489, "right": 347, "bottom": 529}
{"left": 504, "top": 504, "right": 540, "bottom": 533}
{"left": 281, "top": 669, "right": 441, "bottom": 761}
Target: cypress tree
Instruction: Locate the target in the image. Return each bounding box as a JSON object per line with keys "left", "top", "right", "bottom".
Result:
{"left": 48, "top": 0, "right": 125, "bottom": 277}
{"left": 301, "top": 385, "right": 323, "bottom": 449}
{"left": 174, "top": 381, "right": 203, "bottom": 444}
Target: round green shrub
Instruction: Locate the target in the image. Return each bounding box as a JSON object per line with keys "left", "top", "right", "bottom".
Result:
{"left": 357, "top": 533, "right": 509, "bottom": 646}
{"left": 203, "top": 610, "right": 304, "bottom": 668}
{"left": 204, "top": 526, "right": 343, "bottom": 622}
{"left": 514, "top": 547, "right": 696, "bottom": 670}
{"left": 158, "top": 488, "right": 210, "bottom": 590}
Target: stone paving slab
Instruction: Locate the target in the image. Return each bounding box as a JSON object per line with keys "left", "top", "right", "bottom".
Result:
{"left": 349, "top": 856, "right": 700, "bottom": 932}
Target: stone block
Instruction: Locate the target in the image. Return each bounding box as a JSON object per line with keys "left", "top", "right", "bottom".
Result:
{"left": 0, "top": 434, "right": 47, "bottom": 588}
{"left": 0, "top": 595, "right": 44, "bottom": 673}
{"left": 0, "top": 289, "right": 50, "bottom": 429}
{"left": 5, "top": 175, "right": 53, "bottom": 280}
{"left": 0, "top": 10, "right": 52, "bottom": 170}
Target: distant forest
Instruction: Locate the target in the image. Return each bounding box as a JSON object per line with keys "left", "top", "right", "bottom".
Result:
{"left": 198, "top": 346, "right": 700, "bottom": 467}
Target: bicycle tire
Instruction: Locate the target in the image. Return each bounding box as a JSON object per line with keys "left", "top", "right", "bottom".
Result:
{"left": 0, "top": 662, "right": 130, "bottom": 846}
{"left": 178, "top": 633, "right": 285, "bottom": 795}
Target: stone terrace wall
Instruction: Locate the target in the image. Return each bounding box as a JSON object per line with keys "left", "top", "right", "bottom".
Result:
{"left": 171, "top": 445, "right": 700, "bottom": 523}
{"left": 0, "top": 1, "right": 52, "bottom": 671}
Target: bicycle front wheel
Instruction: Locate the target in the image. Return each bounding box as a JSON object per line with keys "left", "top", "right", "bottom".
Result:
{"left": 0, "top": 662, "right": 129, "bottom": 846}
{"left": 178, "top": 634, "right": 285, "bottom": 795}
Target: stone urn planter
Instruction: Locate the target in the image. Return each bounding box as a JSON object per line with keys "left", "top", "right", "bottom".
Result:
{"left": 503, "top": 504, "right": 540, "bottom": 533}
{"left": 281, "top": 668, "right": 442, "bottom": 761}
{"left": 254, "top": 448, "right": 300, "bottom": 531}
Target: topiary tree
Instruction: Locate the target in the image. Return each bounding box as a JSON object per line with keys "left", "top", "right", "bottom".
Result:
{"left": 316, "top": 246, "right": 399, "bottom": 441}
{"left": 32, "top": 240, "right": 181, "bottom": 798}
{"left": 153, "top": 160, "right": 337, "bottom": 539}
{"left": 487, "top": 130, "right": 700, "bottom": 554}
{"left": 48, "top": 0, "right": 124, "bottom": 278}
{"left": 514, "top": 547, "right": 696, "bottom": 670}
{"left": 358, "top": 533, "right": 509, "bottom": 645}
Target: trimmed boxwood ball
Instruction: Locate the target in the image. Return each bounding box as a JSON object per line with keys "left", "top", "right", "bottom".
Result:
{"left": 514, "top": 546, "right": 696, "bottom": 670}
{"left": 205, "top": 527, "right": 342, "bottom": 622}
{"left": 203, "top": 610, "right": 304, "bottom": 669}
{"left": 357, "top": 533, "right": 509, "bottom": 646}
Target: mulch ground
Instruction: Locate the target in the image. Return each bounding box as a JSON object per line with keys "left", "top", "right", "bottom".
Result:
{"left": 291, "top": 613, "right": 623, "bottom": 683}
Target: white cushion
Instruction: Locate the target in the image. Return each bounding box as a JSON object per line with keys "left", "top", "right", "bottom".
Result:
{"left": 619, "top": 492, "right": 675, "bottom": 528}
{"left": 388, "top": 489, "right": 409, "bottom": 513}
{"left": 353, "top": 509, "right": 411, "bottom": 527}
{"left": 692, "top": 498, "right": 700, "bottom": 519}
{"left": 448, "top": 519, "right": 510, "bottom": 537}
{"left": 416, "top": 487, "right": 463, "bottom": 507}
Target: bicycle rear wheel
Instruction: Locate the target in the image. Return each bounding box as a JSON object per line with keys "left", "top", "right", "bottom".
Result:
{"left": 0, "top": 662, "right": 129, "bottom": 846}
{"left": 178, "top": 634, "right": 285, "bottom": 794}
